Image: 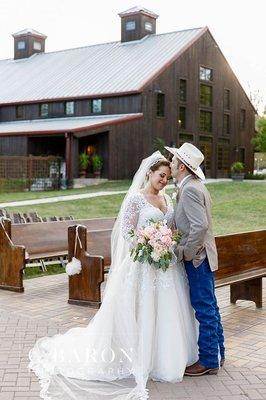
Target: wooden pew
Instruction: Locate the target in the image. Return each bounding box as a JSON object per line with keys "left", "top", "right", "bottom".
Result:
{"left": 12, "top": 217, "right": 115, "bottom": 263}
{"left": 0, "top": 217, "right": 115, "bottom": 292}
{"left": 0, "top": 218, "right": 25, "bottom": 292}
{"left": 68, "top": 226, "right": 112, "bottom": 308}
{"left": 215, "top": 230, "right": 266, "bottom": 308}
{"left": 69, "top": 227, "right": 266, "bottom": 309}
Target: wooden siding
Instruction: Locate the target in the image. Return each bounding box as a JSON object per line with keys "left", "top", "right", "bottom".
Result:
{"left": 0, "top": 30, "right": 255, "bottom": 179}
{"left": 0, "top": 95, "right": 142, "bottom": 122}
{"left": 139, "top": 29, "right": 255, "bottom": 178}
{"left": 0, "top": 136, "right": 28, "bottom": 156}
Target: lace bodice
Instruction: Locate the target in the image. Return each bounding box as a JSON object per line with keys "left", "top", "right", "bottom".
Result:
{"left": 121, "top": 192, "right": 174, "bottom": 240}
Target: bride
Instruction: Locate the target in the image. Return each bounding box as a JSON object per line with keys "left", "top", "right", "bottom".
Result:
{"left": 29, "top": 151, "right": 198, "bottom": 400}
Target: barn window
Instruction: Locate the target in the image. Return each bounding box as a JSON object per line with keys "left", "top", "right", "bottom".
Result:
{"left": 16, "top": 105, "right": 24, "bottom": 119}
{"left": 223, "top": 114, "right": 230, "bottom": 134}
{"left": 126, "top": 21, "right": 136, "bottom": 31}
{"left": 39, "top": 103, "right": 49, "bottom": 117}
{"left": 179, "top": 79, "right": 187, "bottom": 102}
{"left": 179, "top": 107, "right": 186, "bottom": 129}
{"left": 200, "top": 66, "right": 213, "bottom": 81}
{"left": 145, "top": 22, "right": 153, "bottom": 31}
{"left": 200, "top": 110, "right": 212, "bottom": 132}
{"left": 200, "top": 84, "right": 212, "bottom": 107}
{"left": 65, "top": 101, "right": 75, "bottom": 115}
{"left": 224, "top": 89, "right": 230, "bottom": 110}
{"left": 217, "top": 139, "right": 230, "bottom": 170}
{"left": 179, "top": 133, "right": 193, "bottom": 145}
{"left": 199, "top": 136, "right": 213, "bottom": 172}
{"left": 91, "top": 99, "right": 102, "bottom": 113}
{"left": 33, "top": 41, "right": 42, "bottom": 51}
{"left": 17, "top": 41, "right": 25, "bottom": 50}
{"left": 240, "top": 109, "right": 246, "bottom": 129}
{"left": 156, "top": 93, "right": 165, "bottom": 117}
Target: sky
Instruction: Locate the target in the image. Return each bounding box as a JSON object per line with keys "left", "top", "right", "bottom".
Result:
{"left": 0, "top": 0, "right": 265, "bottom": 115}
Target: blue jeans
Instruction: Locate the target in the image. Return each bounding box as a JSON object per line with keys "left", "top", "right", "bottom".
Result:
{"left": 184, "top": 257, "right": 225, "bottom": 368}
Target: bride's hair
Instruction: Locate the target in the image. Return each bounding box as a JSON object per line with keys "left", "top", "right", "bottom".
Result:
{"left": 149, "top": 159, "right": 170, "bottom": 172}
{"left": 145, "top": 159, "right": 171, "bottom": 181}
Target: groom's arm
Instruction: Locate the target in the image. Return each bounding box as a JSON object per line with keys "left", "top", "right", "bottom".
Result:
{"left": 179, "top": 186, "right": 208, "bottom": 261}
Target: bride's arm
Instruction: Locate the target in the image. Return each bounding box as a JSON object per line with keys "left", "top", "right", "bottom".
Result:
{"left": 121, "top": 194, "right": 142, "bottom": 244}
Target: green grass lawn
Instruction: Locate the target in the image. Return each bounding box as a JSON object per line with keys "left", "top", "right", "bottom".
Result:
{"left": 24, "top": 264, "right": 65, "bottom": 279}
{"left": 0, "top": 180, "right": 131, "bottom": 203}
{"left": 5, "top": 182, "right": 266, "bottom": 235}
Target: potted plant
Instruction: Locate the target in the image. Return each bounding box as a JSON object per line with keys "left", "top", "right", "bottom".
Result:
{"left": 231, "top": 161, "right": 245, "bottom": 181}
{"left": 91, "top": 154, "right": 103, "bottom": 178}
{"left": 79, "top": 152, "right": 90, "bottom": 178}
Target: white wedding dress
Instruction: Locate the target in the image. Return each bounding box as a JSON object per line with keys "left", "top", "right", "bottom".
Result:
{"left": 29, "top": 192, "right": 198, "bottom": 400}
{"left": 29, "top": 151, "right": 198, "bottom": 400}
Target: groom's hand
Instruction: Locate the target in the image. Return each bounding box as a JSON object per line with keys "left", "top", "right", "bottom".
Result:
{"left": 174, "top": 244, "right": 184, "bottom": 262}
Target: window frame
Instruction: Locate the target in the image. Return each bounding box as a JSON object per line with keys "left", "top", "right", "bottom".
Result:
{"left": 217, "top": 138, "right": 230, "bottom": 170}
{"left": 39, "top": 103, "right": 49, "bottom": 118}
{"left": 224, "top": 89, "right": 230, "bottom": 110}
{"left": 91, "top": 99, "right": 102, "bottom": 114}
{"left": 240, "top": 108, "right": 246, "bottom": 130}
{"left": 200, "top": 84, "right": 213, "bottom": 107}
{"left": 156, "top": 92, "right": 165, "bottom": 118}
{"left": 64, "top": 101, "right": 75, "bottom": 116}
{"left": 179, "top": 106, "right": 186, "bottom": 130}
{"left": 199, "top": 110, "right": 212, "bottom": 133}
{"left": 145, "top": 21, "right": 153, "bottom": 31}
{"left": 223, "top": 113, "right": 230, "bottom": 135}
{"left": 126, "top": 20, "right": 136, "bottom": 31}
{"left": 179, "top": 79, "right": 187, "bottom": 103}
{"left": 199, "top": 66, "right": 213, "bottom": 82}
{"left": 16, "top": 105, "right": 24, "bottom": 119}
{"left": 33, "top": 41, "right": 42, "bottom": 51}
{"left": 17, "top": 41, "right": 26, "bottom": 50}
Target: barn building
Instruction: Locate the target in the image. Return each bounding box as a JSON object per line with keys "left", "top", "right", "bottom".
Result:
{"left": 0, "top": 6, "right": 256, "bottom": 184}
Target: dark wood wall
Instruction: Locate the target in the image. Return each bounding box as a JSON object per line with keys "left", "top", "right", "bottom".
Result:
{"left": 139, "top": 30, "right": 255, "bottom": 177}
{"left": 109, "top": 118, "right": 145, "bottom": 179}
{"left": 0, "top": 136, "right": 28, "bottom": 155}
{"left": 0, "top": 29, "right": 255, "bottom": 179}
{"left": 0, "top": 94, "right": 141, "bottom": 122}
{"left": 107, "top": 30, "right": 255, "bottom": 179}
{"left": 121, "top": 14, "right": 156, "bottom": 42}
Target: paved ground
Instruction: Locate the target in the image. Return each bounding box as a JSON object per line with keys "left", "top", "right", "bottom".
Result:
{"left": 0, "top": 274, "right": 265, "bottom": 400}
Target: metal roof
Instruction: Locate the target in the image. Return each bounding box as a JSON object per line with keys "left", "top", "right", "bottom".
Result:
{"left": 0, "top": 27, "right": 206, "bottom": 105}
{"left": 118, "top": 6, "right": 159, "bottom": 18}
{"left": 0, "top": 113, "right": 143, "bottom": 136}
{"left": 12, "top": 29, "right": 47, "bottom": 39}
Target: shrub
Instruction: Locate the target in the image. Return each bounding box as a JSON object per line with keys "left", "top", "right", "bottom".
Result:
{"left": 231, "top": 162, "right": 244, "bottom": 173}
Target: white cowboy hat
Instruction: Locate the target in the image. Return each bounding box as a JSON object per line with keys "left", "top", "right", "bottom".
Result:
{"left": 165, "top": 142, "right": 205, "bottom": 180}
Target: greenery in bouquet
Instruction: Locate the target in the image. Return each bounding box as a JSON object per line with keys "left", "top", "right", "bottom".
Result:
{"left": 129, "top": 219, "right": 181, "bottom": 272}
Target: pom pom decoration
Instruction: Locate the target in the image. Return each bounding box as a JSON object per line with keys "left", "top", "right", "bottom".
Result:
{"left": 65, "top": 225, "right": 83, "bottom": 276}
{"left": 65, "top": 257, "right": 82, "bottom": 276}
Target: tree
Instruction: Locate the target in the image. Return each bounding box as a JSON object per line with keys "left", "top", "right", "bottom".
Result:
{"left": 252, "top": 116, "right": 266, "bottom": 152}
{"left": 248, "top": 86, "right": 263, "bottom": 114}
{"left": 152, "top": 137, "right": 167, "bottom": 156}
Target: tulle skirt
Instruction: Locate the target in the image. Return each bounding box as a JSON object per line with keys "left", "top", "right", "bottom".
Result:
{"left": 29, "top": 255, "right": 198, "bottom": 399}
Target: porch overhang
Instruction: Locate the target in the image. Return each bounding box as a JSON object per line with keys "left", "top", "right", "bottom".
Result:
{"left": 0, "top": 113, "right": 143, "bottom": 137}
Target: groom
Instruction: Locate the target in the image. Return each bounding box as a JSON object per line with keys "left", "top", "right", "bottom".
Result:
{"left": 165, "top": 143, "right": 225, "bottom": 376}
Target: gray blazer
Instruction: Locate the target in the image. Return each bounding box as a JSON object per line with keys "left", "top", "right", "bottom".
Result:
{"left": 174, "top": 175, "right": 218, "bottom": 272}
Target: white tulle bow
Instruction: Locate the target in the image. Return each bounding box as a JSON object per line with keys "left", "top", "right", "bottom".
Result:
{"left": 65, "top": 225, "right": 83, "bottom": 276}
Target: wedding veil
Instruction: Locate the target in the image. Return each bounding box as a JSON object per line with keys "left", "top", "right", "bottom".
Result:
{"left": 29, "top": 150, "right": 169, "bottom": 400}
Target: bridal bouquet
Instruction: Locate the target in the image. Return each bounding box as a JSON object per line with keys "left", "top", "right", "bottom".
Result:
{"left": 129, "top": 219, "right": 181, "bottom": 272}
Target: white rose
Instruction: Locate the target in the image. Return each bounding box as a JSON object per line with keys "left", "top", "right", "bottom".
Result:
{"left": 151, "top": 251, "right": 160, "bottom": 262}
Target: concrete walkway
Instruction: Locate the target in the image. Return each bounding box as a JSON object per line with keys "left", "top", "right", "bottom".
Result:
{"left": 2, "top": 178, "right": 263, "bottom": 209}
{"left": 0, "top": 273, "right": 265, "bottom": 399}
